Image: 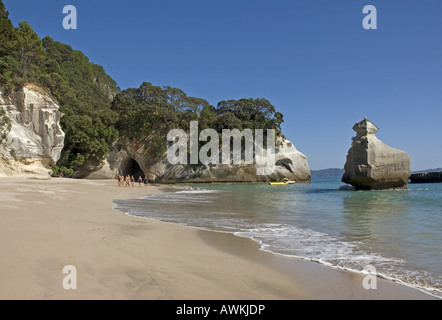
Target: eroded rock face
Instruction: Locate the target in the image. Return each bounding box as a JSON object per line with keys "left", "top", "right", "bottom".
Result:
{"left": 86, "top": 136, "right": 311, "bottom": 183}
{"left": 0, "top": 84, "right": 65, "bottom": 179}
{"left": 342, "top": 119, "right": 410, "bottom": 190}
{"left": 157, "top": 137, "right": 311, "bottom": 183}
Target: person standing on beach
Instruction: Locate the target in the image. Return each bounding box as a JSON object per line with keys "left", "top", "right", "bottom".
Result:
{"left": 138, "top": 176, "right": 143, "bottom": 187}
{"left": 120, "top": 175, "right": 125, "bottom": 187}
{"left": 144, "top": 176, "right": 148, "bottom": 187}
{"left": 131, "top": 176, "right": 135, "bottom": 188}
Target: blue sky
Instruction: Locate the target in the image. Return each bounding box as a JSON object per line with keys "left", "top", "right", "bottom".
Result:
{"left": 4, "top": 0, "right": 442, "bottom": 170}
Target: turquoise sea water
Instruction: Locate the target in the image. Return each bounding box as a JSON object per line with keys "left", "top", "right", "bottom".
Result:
{"left": 113, "top": 178, "right": 442, "bottom": 298}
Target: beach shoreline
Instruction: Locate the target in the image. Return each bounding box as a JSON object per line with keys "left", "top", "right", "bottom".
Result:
{"left": 0, "top": 178, "right": 436, "bottom": 300}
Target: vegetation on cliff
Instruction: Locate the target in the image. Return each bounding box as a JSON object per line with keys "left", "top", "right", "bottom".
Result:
{"left": 0, "top": 2, "right": 43, "bottom": 92}
{"left": 111, "top": 82, "right": 284, "bottom": 158}
{"left": 111, "top": 82, "right": 211, "bottom": 157}
{"left": 41, "top": 37, "right": 119, "bottom": 173}
{"left": 0, "top": 108, "right": 11, "bottom": 141}
{"left": 0, "top": 0, "right": 119, "bottom": 175}
{"left": 1, "top": 0, "right": 285, "bottom": 176}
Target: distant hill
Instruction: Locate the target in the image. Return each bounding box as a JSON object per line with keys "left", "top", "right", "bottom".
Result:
{"left": 412, "top": 168, "right": 442, "bottom": 174}
{"left": 311, "top": 168, "right": 345, "bottom": 178}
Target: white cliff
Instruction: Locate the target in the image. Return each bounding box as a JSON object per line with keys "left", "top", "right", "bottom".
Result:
{"left": 274, "top": 137, "right": 311, "bottom": 182}
{"left": 84, "top": 136, "right": 311, "bottom": 183}
{"left": 0, "top": 84, "right": 65, "bottom": 179}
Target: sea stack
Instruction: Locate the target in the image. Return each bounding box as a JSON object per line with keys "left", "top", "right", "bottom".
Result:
{"left": 342, "top": 118, "right": 410, "bottom": 190}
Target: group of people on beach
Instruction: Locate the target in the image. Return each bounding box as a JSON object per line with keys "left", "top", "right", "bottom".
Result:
{"left": 118, "top": 175, "right": 148, "bottom": 188}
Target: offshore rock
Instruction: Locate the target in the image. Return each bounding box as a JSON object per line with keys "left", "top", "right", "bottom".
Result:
{"left": 342, "top": 119, "right": 410, "bottom": 190}
{"left": 409, "top": 172, "right": 442, "bottom": 184}
{"left": 0, "top": 84, "right": 65, "bottom": 179}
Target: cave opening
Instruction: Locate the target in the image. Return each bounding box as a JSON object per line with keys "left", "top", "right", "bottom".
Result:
{"left": 122, "top": 158, "right": 145, "bottom": 179}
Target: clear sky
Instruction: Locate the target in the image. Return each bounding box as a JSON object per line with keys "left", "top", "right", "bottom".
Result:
{"left": 4, "top": 0, "right": 442, "bottom": 170}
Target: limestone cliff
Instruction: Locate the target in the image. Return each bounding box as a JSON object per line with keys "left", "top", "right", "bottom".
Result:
{"left": 84, "top": 136, "right": 311, "bottom": 183}
{"left": 342, "top": 119, "right": 410, "bottom": 190}
{"left": 0, "top": 84, "right": 65, "bottom": 179}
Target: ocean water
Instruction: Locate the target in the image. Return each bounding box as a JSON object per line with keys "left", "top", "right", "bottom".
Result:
{"left": 113, "top": 178, "right": 442, "bottom": 298}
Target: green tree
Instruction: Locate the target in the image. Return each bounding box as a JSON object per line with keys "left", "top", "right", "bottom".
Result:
{"left": 14, "top": 21, "right": 44, "bottom": 80}
{"left": 0, "top": 108, "right": 11, "bottom": 141}
{"left": 0, "top": 0, "right": 19, "bottom": 91}
{"left": 112, "top": 82, "right": 211, "bottom": 157}
{"left": 0, "top": 12, "right": 44, "bottom": 90}
{"left": 0, "top": 0, "right": 13, "bottom": 44}
{"left": 112, "top": 82, "right": 207, "bottom": 139}
{"left": 198, "top": 104, "right": 217, "bottom": 130}
{"left": 39, "top": 37, "right": 119, "bottom": 173}
{"left": 0, "top": 0, "right": 14, "bottom": 48}
{"left": 215, "top": 98, "right": 284, "bottom": 134}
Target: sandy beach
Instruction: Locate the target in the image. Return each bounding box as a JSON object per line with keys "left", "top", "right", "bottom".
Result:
{"left": 0, "top": 178, "right": 436, "bottom": 300}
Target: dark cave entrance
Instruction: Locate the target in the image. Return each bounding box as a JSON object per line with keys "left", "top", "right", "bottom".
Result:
{"left": 122, "top": 158, "right": 145, "bottom": 179}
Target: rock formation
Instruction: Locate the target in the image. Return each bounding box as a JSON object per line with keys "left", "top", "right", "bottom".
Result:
{"left": 0, "top": 84, "right": 65, "bottom": 179}
{"left": 342, "top": 119, "right": 410, "bottom": 190}
{"left": 84, "top": 136, "right": 311, "bottom": 183}
{"left": 409, "top": 172, "right": 442, "bottom": 183}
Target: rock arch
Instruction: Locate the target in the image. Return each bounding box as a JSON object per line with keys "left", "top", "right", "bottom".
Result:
{"left": 120, "top": 157, "right": 145, "bottom": 179}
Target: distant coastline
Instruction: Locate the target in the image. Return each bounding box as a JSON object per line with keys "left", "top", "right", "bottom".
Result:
{"left": 311, "top": 168, "right": 345, "bottom": 178}
{"left": 411, "top": 168, "right": 442, "bottom": 174}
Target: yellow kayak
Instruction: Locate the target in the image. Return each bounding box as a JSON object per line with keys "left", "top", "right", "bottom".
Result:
{"left": 269, "top": 178, "right": 295, "bottom": 186}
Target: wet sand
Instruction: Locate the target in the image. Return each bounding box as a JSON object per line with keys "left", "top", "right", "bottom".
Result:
{"left": 0, "top": 178, "right": 435, "bottom": 300}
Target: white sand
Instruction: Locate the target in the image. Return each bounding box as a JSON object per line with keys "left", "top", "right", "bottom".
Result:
{"left": 0, "top": 178, "right": 435, "bottom": 300}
